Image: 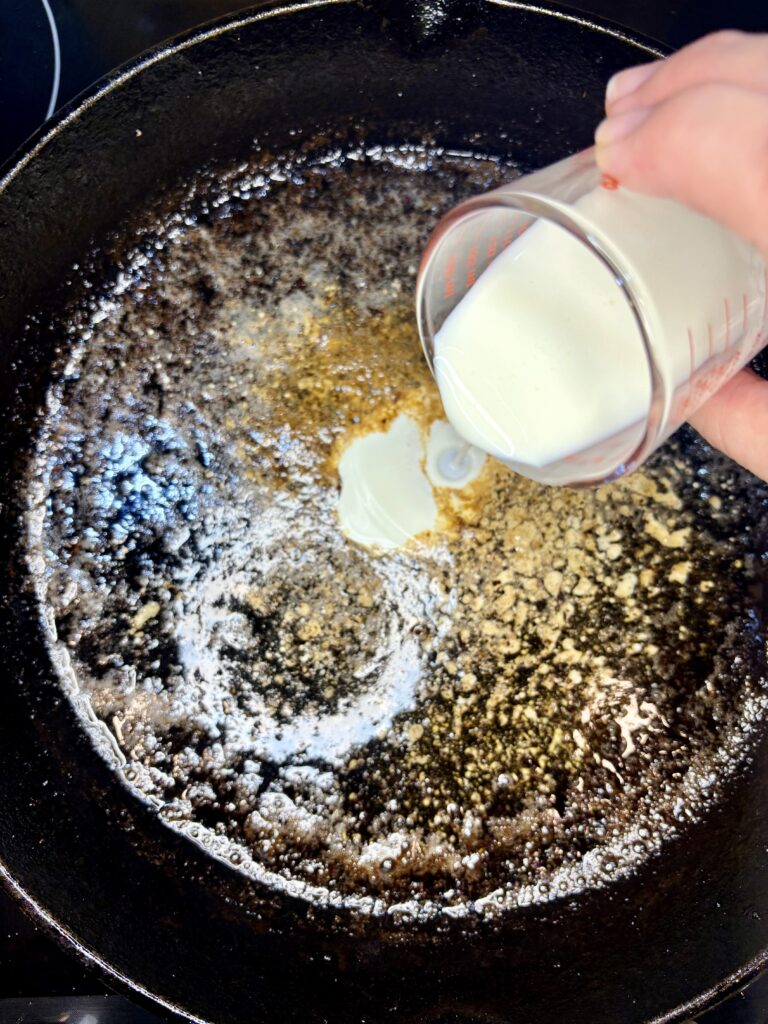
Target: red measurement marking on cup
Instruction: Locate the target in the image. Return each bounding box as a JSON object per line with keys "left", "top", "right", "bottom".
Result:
{"left": 443, "top": 253, "right": 457, "bottom": 300}
{"left": 465, "top": 244, "right": 479, "bottom": 288}
{"left": 486, "top": 235, "right": 499, "bottom": 261}
{"left": 600, "top": 173, "right": 619, "bottom": 190}
{"left": 502, "top": 226, "right": 516, "bottom": 247}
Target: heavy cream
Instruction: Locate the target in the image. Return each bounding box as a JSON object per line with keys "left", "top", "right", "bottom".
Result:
{"left": 337, "top": 416, "right": 484, "bottom": 550}
{"left": 337, "top": 415, "right": 437, "bottom": 551}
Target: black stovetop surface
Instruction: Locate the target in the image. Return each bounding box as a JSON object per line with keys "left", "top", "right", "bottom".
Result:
{"left": 2, "top": 1, "right": 768, "bottom": 1022}
{"left": 3, "top": 0, "right": 768, "bottom": 168}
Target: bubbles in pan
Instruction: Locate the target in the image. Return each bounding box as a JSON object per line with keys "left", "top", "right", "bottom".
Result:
{"left": 26, "top": 137, "right": 768, "bottom": 923}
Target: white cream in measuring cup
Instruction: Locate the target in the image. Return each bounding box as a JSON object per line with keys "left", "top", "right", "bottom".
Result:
{"left": 418, "top": 151, "right": 768, "bottom": 486}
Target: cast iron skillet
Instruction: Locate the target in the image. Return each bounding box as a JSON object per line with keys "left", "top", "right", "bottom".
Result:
{"left": 1, "top": 2, "right": 768, "bottom": 1022}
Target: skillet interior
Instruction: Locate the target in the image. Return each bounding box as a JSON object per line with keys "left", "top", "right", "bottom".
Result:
{"left": 2, "top": 3, "right": 768, "bottom": 1023}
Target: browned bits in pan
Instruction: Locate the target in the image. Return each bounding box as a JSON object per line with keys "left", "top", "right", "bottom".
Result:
{"left": 27, "top": 139, "right": 768, "bottom": 922}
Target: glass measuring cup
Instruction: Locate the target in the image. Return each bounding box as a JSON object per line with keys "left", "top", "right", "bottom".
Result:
{"left": 416, "top": 148, "right": 768, "bottom": 486}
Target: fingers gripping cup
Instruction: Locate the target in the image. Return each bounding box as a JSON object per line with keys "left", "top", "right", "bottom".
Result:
{"left": 416, "top": 148, "right": 768, "bottom": 487}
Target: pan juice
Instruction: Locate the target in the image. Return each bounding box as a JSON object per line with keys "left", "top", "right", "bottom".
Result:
{"left": 433, "top": 187, "right": 755, "bottom": 477}
{"left": 29, "top": 139, "right": 768, "bottom": 919}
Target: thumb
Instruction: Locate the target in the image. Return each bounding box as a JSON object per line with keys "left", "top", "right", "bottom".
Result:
{"left": 688, "top": 368, "right": 768, "bottom": 481}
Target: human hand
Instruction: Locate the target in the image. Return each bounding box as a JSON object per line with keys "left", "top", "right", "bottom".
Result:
{"left": 595, "top": 31, "right": 768, "bottom": 480}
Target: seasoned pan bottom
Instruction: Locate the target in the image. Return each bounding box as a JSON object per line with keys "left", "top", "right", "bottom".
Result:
{"left": 27, "top": 138, "right": 768, "bottom": 922}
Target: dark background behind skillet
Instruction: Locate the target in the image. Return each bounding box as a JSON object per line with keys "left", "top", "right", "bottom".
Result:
{"left": 1, "top": 0, "right": 768, "bottom": 1022}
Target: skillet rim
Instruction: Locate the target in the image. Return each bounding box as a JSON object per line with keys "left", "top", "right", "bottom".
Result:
{"left": 7, "top": 5, "right": 756, "bottom": 1024}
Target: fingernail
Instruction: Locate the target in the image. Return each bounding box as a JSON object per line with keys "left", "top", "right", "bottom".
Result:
{"left": 595, "top": 107, "right": 651, "bottom": 147}
{"left": 606, "top": 62, "right": 659, "bottom": 106}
